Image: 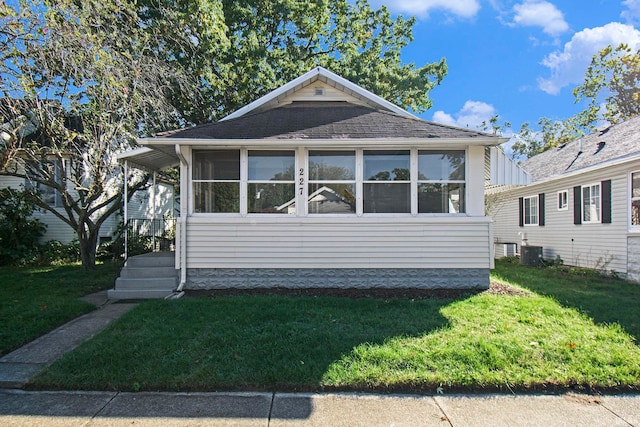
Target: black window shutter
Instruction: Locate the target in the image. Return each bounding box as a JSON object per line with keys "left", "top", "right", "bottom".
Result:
{"left": 518, "top": 197, "right": 524, "bottom": 227}
{"left": 601, "top": 180, "right": 612, "bottom": 224}
{"left": 538, "top": 193, "right": 545, "bottom": 226}
{"left": 573, "top": 186, "right": 582, "bottom": 225}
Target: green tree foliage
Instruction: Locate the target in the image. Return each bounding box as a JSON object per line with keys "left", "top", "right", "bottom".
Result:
{"left": 0, "top": 0, "right": 197, "bottom": 268}
{"left": 573, "top": 43, "right": 640, "bottom": 128}
{"left": 1, "top": 0, "right": 446, "bottom": 267}
{"left": 0, "top": 188, "right": 46, "bottom": 265}
{"left": 137, "top": 0, "right": 447, "bottom": 123}
{"left": 510, "top": 44, "right": 639, "bottom": 160}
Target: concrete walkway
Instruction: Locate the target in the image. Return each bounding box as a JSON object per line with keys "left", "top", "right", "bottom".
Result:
{"left": 0, "top": 291, "right": 639, "bottom": 426}
{"left": 0, "top": 291, "right": 136, "bottom": 388}
{"left": 0, "top": 389, "right": 638, "bottom": 426}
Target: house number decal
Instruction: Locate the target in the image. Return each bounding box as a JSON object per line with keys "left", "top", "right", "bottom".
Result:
{"left": 299, "top": 168, "right": 304, "bottom": 195}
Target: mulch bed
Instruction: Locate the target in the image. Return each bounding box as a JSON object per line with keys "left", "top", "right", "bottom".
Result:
{"left": 184, "top": 280, "right": 529, "bottom": 300}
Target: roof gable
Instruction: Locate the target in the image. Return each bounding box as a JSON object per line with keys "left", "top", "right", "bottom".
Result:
{"left": 522, "top": 115, "right": 640, "bottom": 182}
{"left": 221, "top": 67, "right": 416, "bottom": 121}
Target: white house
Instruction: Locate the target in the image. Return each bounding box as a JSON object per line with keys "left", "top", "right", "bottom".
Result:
{"left": 112, "top": 67, "right": 509, "bottom": 298}
{"left": 491, "top": 115, "right": 640, "bottom": 282}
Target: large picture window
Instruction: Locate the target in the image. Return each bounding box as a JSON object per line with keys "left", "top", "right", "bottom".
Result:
{"left": 193, "top": 150, "right": 240, "bottom": 213}
{"left": 247, "top": 150, "right": 295, "bottom": 214}
{"left": 631, "top": 172, "right": 640, "bottom": 226}
{"left": 308, "top": 150, "right": 356, "bottom": 214}
{"left": 363, "top": 150, "right": 410, "bottom": 213}
{"left": 418, "top": 150, "right": 465, "bottom": 213}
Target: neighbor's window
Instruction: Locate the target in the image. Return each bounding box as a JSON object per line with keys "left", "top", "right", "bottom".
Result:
{"left": 582, "top": 183, "right": 601, "bottom": 223}
{"left": 193, "top": 150, "right": 240, "bottom": 213}
{"left": 631, "top": 172, "right": 640, "bottom": 226}
{"left": 524, "top": 195, "right": 538, "bottom": 225}
{"left": 248, "top": 150, "right": 295, "bottom": 214}
{"left": 308, "top": 150, "right": 356, "bottom": 214}
{"left": 363, "top": 150, "right": 410, "bottom": 213}
{"left": 418, "top": 150, "right": 465, "bottom": 213}
{"left": 557, "top": 190, "right": 568, "bottom": 211}
{"left": 24, "top": 159, "right": 64, "bottom": 207}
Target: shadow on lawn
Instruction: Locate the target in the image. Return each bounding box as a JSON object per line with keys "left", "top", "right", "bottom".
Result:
{"left": 493, "top": 261, "right": 640, "bottom": 343}
{"left": 30, "top": 295, "right": 457, "bottom": 393}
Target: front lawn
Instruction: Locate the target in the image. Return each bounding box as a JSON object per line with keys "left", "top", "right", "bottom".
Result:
{"left": 30, "top": 260, "right": 640, "bottom": 393}
{"left": 0, "top": 263, "right": 118, "bottom": 355}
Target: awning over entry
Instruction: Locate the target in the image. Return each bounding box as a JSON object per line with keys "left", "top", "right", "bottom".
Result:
{"left": 117, "top": 146, "right": 179, "bottom": 172}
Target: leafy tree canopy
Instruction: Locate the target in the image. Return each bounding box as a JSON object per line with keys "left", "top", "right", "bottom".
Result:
{"left": 1, "top": 0, "right": 446, "bottom": 268}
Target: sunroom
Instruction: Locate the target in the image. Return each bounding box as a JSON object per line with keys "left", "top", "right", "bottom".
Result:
{"left": 111, "top": 67, "right": 508, "bottom": 298}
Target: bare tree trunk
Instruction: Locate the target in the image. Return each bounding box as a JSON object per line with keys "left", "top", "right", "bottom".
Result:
{"left": 79, "top": 227, "right": 99, "bottom": 269}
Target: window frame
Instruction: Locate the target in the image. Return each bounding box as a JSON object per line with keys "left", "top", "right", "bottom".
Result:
{"left": 417, "top": 149, "right": 466, "bottom": 214}
{"left": 523, "top": 195, "right": 539, "bottom": 226}
{"left": 631, "top": 170, "right": 640, "bottom": 229}
{"left": 246, "top": 149, "right": 296, "bottom": 215}
{"left": 191, "top": 149, "right": 241, "bottom": 214}
{"left": 190, "top": 148, "right": 469, "bottom": 217}
{"left": 557, "top": 189, "right": 568, "bottom": 211}
{"left": 581, "top": 182, "right": 601, "bottom": 224}
{"left": 307, "top": 149, "right": 356, "bottom": 215}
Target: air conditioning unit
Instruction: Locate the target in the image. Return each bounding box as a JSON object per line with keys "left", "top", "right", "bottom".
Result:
{"left": 504, "top": 243, "right": 517, "bottom": 257}
{"left": 520, "top": 245, "right": 543, "bottom": 266}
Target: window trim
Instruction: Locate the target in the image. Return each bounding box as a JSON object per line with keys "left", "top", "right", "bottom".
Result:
{"left": 631, "top": 170, "right": 640, "bottom": 229}
{"left": 557, "top": 189, "right": 568, "bottom": 211}
{"left": 523, "top": 195, "right": 539, "bottom": 226}
{"left": 190, "top": 148, "right": 469, "bottom": 217}
{"left": 581, "top": 182, "right": 601, "bottom": 224}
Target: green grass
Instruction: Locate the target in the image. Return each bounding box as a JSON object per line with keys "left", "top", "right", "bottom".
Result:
{"left": 0, "top": 262, "right": 118, "bottom": 355}
{"left": 31, "top": 260, "right": 640, "bottom": 393}
{"left": 493, "top": 259, "right": 640, "bottom": 341}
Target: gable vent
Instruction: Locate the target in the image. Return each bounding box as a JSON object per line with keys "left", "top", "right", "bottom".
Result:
{"left": 314, "top": 87, "right": 325, "bottom": 96}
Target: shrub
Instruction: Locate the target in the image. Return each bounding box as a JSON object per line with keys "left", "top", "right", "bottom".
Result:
{"left": 0, "top": 188, "right": 46, "bottom": 265}
{"left": 39, "top": 239, "right": 81, "bottom": 265}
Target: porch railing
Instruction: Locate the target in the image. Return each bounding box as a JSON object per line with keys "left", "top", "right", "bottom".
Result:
{"left": 122, "top": 218, "right": 176, "bottom": 260}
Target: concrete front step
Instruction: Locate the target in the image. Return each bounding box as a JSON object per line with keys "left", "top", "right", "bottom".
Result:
{"left": 107, "top": 288, "right": 177, "bottom": 299}
{"left": 115, "top": 277, "right": 177, "bottom": 290}
{"left": 120, "top": 266, "right": 178, "bottom": 279}
{"left": 125, "top": 252, "right": 175, "bottom": 268}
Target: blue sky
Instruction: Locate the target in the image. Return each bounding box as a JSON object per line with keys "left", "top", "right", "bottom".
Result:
{"left": 372, "top": 0, "right": 640, "bottom": 139}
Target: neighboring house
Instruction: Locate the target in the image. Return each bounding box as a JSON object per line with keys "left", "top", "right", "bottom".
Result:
{"left": 491, "top": 115, "right": 640, "bottom": 282}
{"left": 115, "top": 67, "right": 510, "bottom": 297}
{"left": 0, "top": 110, "right": 174, "bottom": 246}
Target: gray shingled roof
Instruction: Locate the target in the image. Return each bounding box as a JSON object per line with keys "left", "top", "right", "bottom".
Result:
{"left": 158, "top": 101, "right": 497, "bottom": 140}
{"left": 522, "top": 115, "right": 640, "bottom": 182}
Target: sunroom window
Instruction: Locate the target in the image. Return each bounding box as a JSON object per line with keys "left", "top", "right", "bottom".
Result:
{"left": 418, "top": 150, "right": 465, "bottom": 213}
{"left": 363, "top": 150, "right": 410, "bottom": 213}
{"left": 247, "top": 150, "right": 295, "bottom": 214}
{"left": 193, "top": 150, "right": 240, "bottom": 213}
{"left": 308, "top": 150, "right": 356, "bottom": 214}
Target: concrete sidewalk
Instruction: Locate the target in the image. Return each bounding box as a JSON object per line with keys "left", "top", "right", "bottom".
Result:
{"left": 0, "top": 389, "right": 638, "bottom": 426}
{"left": 0, "top": 291, "right": 639, "bottom": 426}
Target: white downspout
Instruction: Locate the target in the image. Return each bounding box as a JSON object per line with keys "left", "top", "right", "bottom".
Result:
{"left": 152, "top": 171, "right": 156, "bottom": 251}
{"left": 175, "top": 144, "right": 188, "bottom": 292}
{"left": 123, "top": 160, "right": 128, "bottom": 262}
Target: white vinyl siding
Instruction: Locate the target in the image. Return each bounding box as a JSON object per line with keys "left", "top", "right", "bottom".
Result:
{"left": 185, "top": 217, "right": 493, "bottom": 269}
{"left": 491, "top": 164, "right": 634, "bottom": 275}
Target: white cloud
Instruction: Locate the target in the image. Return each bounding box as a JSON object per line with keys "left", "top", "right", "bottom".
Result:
{"left": 511, "top": 0, "right": 569, "bottom": 36}
{"left": 538, "top": 22, "right": 640, "bottom": 95}
{"left": 622, "top": 0, "right": 640, "bottom": 24}
{"left": 432, "top": 100, "right": 497, "bottom": 130}
{"left": 374, "top": 0, "right": 481, "bottom": 19}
